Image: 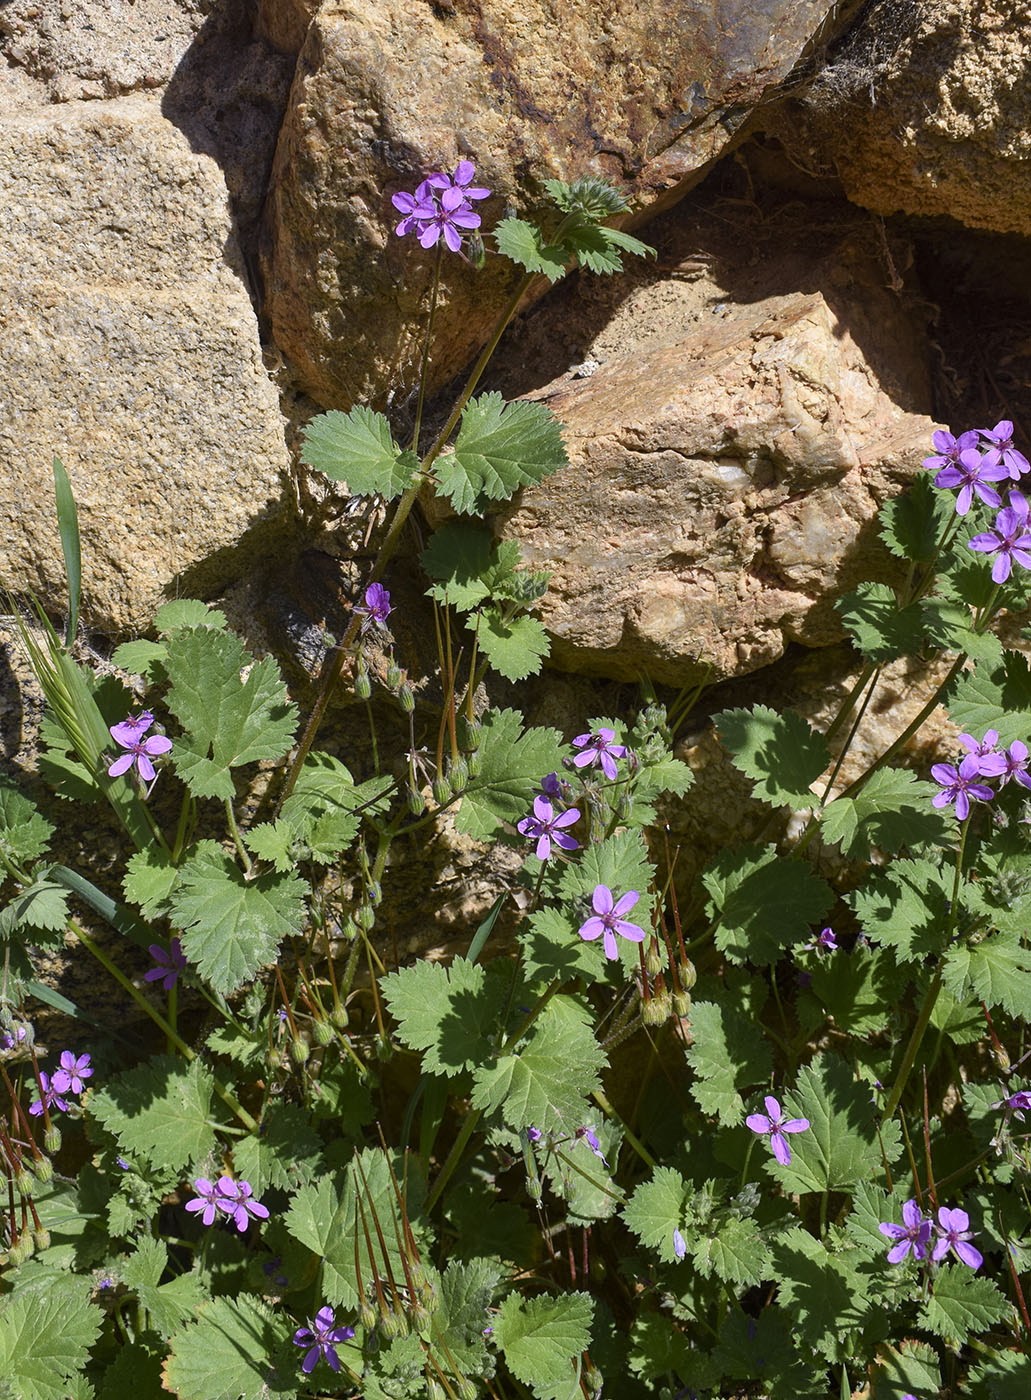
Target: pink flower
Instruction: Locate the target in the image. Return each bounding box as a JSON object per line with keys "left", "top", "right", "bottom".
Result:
{"left": 108, "top": 714, "right": 172, "bottom": 782}
{"left": 578, "top": 885, "right": 645, "bottom": 961}
{"left": 51, "top": 1051, "right": 93, "bottom": 1096}
{"left": 144, "top": 938, "right": 187, "bottom": 991}
{"left": 879, "top": 1198, "right": 932, "bottom": 1263}
{"left": 746, "top": 1095, "right": 810, "bottom": 1166}
{"left": 516, "top": 796, "right": 581, "bottom": 860}
{"left": 571, "top": 728, "right": 627, "bottom": 782}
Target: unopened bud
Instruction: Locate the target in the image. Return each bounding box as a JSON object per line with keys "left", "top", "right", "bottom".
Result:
{"left": 448, "top": 756, "right": 469, "bottom": 793}
{"left": 398, "top": 683, "right": 415, "bottom": 713}
{"left": 44, "top": 1126, "right": 61, "bottom": 1155}
{"left": 367, "top": 880, "right": 382, "bottom": 907}
{"left": 679, "top": 958, "right": 697, "bottom": 991}
{"left": 359, "top": 1300, "right": 378, "bottom": 1331}
{"left": 290, "top": 1036, "right": 310, "bottom": 1066}
{"left": 459, "top": 716, "right": 482, "bottom": 751}
{"left": 466, "top": 749, "right": 482, "bottom": 778}
{"left": 426, "top": 1379, "right": 447, "bottom": 1400}
{"left": 380, "top": 1309, "right": 408, "bottom": 1340}
{"left": 432, "top": 775, "right": 452, "bottom": 806}
{"left": 341, "top": 917, "right": 361, "bottom": 941}
{"left": 376, "top": 1036, "right": 394, "bottom": 1062}
{"left": 457, "top": 1378, "right": 479, "bottom": 1400}
{"left": 312, "top": 1019, "right": 334, "bottom": 1046}
{"left": 672, "top": 990, "right": 691, "bottom": 1018}
{"left": 330, "top": 1004, "right": 350, "bottom": 1030}
{"left": 407, "top": 784, "right": 426, "bottom": 816}
{"left": 354, "top": 665, "right": 372, "bottom": 700}
{"left": 641, "top": 994, "right": 670, "bottom": 1026}
{"left": 525, "top": 1173, "right": 543, "bottom": 1203}
{"left": 32, "top": 1156, "right": 53, "bottom": 1184}
{"left": 386, "top": 660, "right": 402, "bottom": 690}
{"left": 408, "top": 1301, "right": 432, "bottom": 1332}
{"left": 18, "top": 1228, "right": 34, "bottom": 1259}
{"left": 645, "top": 944, "right": 663, "bottom": 978}
{"left": 32, "top": 1227, "right": 50, "bottom": 1252}
{"left": 14, "top": 1168, "right": 33, "bottom": 1198}
{"left": 268, "top": 1046, "right": 286, "bottom": 1070}
{"left": 7, "top": 1241, "right": 25, "bottom": 1267}
{"left": 356, "top": 903, "right": 376, "bottom": 931}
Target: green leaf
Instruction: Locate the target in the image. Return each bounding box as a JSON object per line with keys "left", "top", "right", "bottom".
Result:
{"left": 942, "top": 929, "right": 1031, "bottom": 1017}
{"left": 557, "top": 829, "right": 654, "bottom": 970}
{"left": 0, "top": 879, "right": 69, "bottom": 935}
{"left": 820, "top": 768, "right": 949, "bottom": 859}
{"left": 701, "top": 844, "right": 834, "bottom": 965}
{"left": 804, "top": 942, "right": 899, "bottom": 1037}
{"left": 471, "top": 994, "right": 606, "bottom": 1134}
{"left": 301, "top": 406, "right": 419, "bottom": 500}
{"left": 164, "top": 628, "right": 297, "bottom": 800}
{"left": 921, "top": 592, "right": 1005, "bottom": 666}
{"left": 0, "top": 780, "right": 53, "bottom": 863}
{"left": 968, "top": 1349, "right": 1031, "bottom": 1399}
{"left": 88, "top": 1055, "right": 216, "bottom": 1172}
{"left": 280, "top": 753, "right": 391, "bottom": 865}
{"left": 494, "top": 217, "right": 569, "bottom": 281}
{"left": 244, "top": 819, "right": 300, "bottom": 873}
{"left": 122, "top": 846, "right": 182, "bottom": 919}
{"left": 469, "top": 608, "right": 550, "bottom": 680}
{"left": 0, "top": 1277, "right": 101, "bottom": 1400}
{"left": 716, "top": 705, "right": 829, "bottom": 807}
{"left": 494, "top": 1292, "right": 594, "bottom": 1400}
{"left": 454, "top": 708, "right": 565, "bottom": 839}
{"left": 521, "top": 904, "right": 598, "bottom": 984}
{"left": 52, "top": 456, "right": 81, "bottom": 648}
{"left": 162, "top": 1296, "right": 299, "bottom": 1399}
{"left": 154, "top": 600, "right": 228, "bottom": 634}
{"left": 848, "top": 857, "right": 954, "bottom": 963}
{"left": 764, "top": 1056, "right": 901, "bottom": 1194}
{"left": 870, "top": 1340, "right": 942, "bottom": 1400}
{"left": 544, "top": 176, "right": 632, "bottom": 220}
{"left": 435, "top": 393, "right": 568, "bottom": 515}
{"left": 837, "top": 583, "right": 927, "bottom": 663}
{"left": 421, "top": 521, "right": 498, "bottom": 609}
{"left": 623, "top": 1166, "right": 690, "bottom": 1262}
{"left": 945, "top": 649, "right": 1031, "bottom": 745}
{"left": 234, "top": 1104, "right": 324, "bottom": 1193}
{"left": 98, "top": 1343, "right": 166, "bottom": 1400}
{"left": 169, "top": 848, "right": 307, "bottom": 996}
{"left": 382, "top": 957, "right": 508, "bottom": 1077}
{"left": 285, "top": 1149, "right": 423, "bottom": 1311}
{"left": 111, "top": 638, "right": 168, "bottom": 682}
{"left": 427, "top": 1257, "right": 501, "bottom": 1374}
{"left": 771, "top": 1227, "right": 889, "bottom": 1362}
{"left": 919, "top": 1268, "right": 1012, "bottom": 1345}
{"left": 122, "top": 1237, "right": 208, "bottom": 1339}
{"left": 880, "top": 472, "right": 952, "bottom": 561}
{"left": 685, "top": 999, "right": 772, "bottom": 1124}
{"left": 562, "top": 219, "right": 655, "bottom": 276}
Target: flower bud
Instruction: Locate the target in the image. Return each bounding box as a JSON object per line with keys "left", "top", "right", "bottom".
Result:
{"left": 340, "top": 917, "right": 361, "bottom": 941}
{"left": 268, "top": 1046, "right": 286, "bottom": 1070}
{"left": 44, "top": 1126, "right": 62, "bottom": 1155}
{"left": 432, "top": 775, "right": 452, "bottom": 806}
{"left": 525, "top": 1173, "right": 543, "bottom": 1203}
{"left": 14, "top": 1168, "right": 33, "bottom": 1198}
{"left": 457, "top": 1378, "right": 479, "bottom": 1400}
{"left": 645, "top": 944, "right": 664, "bottom": 978}
{"left": 6, "top": 1241, "right": 25, "bottom": 1267}
{"left": 426, "top": 1379, "right": 447, "bottom": 1400}
{"left": 32, "top": 1227, "right": 50, "bottom": 1252}
{"left": 457, "top": 715, "right": 482, "bottom": 751}
{"left": 407, "top": 784, "right": 427, "bottom": 816}
{"left": 312, "top": 1019, "right": 335, "bottom": 1046}
{"left": 359, "top": 1299, "right": 378, "bottom": 1331}
{"left": 466, "top": 749, "right": 482, "bottom": 778}
{"left": 290, "top": 1036, "right": 310, "bottom": 1066}
{"left": 367, "top": 880, "right": 383, "bottom": 907}
{"left": 408, "top": 1301, "right": 432, "bottom": 1333}
{"left": 379, "top": 1309, "right": 408, "bottom": 1340}
{"left": 32, "top": 1155, "right": 53, "bottom": 1184}
{"left": 448, "top": 756, "right": 469, "bottom": 794}
{"left": 18, "top": 1227, "right": 34, "bottom": 1259}
{"left": 672, "top": 990, "right": 691, "bottom": 1018}
{"left": 356, "top": 903, "right": 376, "bottom": 931}
{"left": 386, "top": 660, "right": 403, "bottom": 690}
{"left": 330, "top": 1004, "right": 350, "bottom": 1030}
{"left": 398, "top": 682, "right": 415, "bottom": 713}
{"left": 354, "top": 665, "right": 372, "bottom": 700}
{"left": 679, "top": 958, "right": 697, "bottom": 991}
{"left": 641, "top": 994, "right": 669, "bottom": 1026}
{"left": 376, "top": 1035, "right": 394, "bottom": 1062}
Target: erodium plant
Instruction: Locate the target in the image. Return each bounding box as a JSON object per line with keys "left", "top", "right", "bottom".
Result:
{"left": 1, "top": 171, "right": 1031, "bottom": 1399}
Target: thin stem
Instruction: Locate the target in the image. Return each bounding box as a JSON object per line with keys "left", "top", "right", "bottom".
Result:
{"left": 424, "top": 1107, "right": 482, "bottom": 1214}
{"left": 410, "top": 244, "right": 443, "bottom": 456}
{"left": 224, "top": 800, "right": 252, "bottom": 875}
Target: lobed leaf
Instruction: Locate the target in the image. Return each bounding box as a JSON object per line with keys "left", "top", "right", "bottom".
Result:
{"left": 716, "top": 704, "right": 829, "bottom": 808}
{"left": 0, "top": 1278, "right": 101, "bottom": 1400}
{"left": 88, "top": 1055, "right": 216, "bottom": 1172}
{"left": 301, "top": 405, "right": 419, "bottom": 499}
{"left": 453, "top": 708, "right": 566, "bottom": 839}
{"left": 820, "top": 768, "right": 949, "bottom": 859}
{"left": 382, "top": 957, "right": 508, "bottom": 1077}
{"left": 469, "top": 608, "right": 550, "bottom": 680}
{"left": 434, "top": 393, "right": 568, "bottom": 515}
{"left": 701, "top": 843, "right": 834, "bottom": 965}
{"left": 494, "top": 1292, "right": 594, "bottom": 1400}
{"left": 162, "top": 1296, "right": 299, "bottom": 1400}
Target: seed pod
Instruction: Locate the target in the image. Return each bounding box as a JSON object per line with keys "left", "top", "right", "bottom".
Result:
{"left": 408, "top": 1301, "right": 432, "bottom": 1332}
{"left": 672, "top": 990, "right": 691, "bottom": 1018}
{"left": 367, "top": 880, "right": 383, "bottom": 907}
{"left": 525, "top": 1173, "right": 543, "bottom": 1203}
{"left": 6, "top": 1241, "right": 24, "bottom": 1267}
{"left": 330, "top": 1004, "right": 350, "bottom": 1030}
{"left": 641, "top": 995, "right": 669, "bottom": 1026}
{"left": 380, "top": 1309, "right": 408, "bottom": 1340}
{"left": 432, "top": 774, "right": 452, "bottom": 806}
{"left": 386, "top": 660, "right": 402, "bottom": 690}
{"left": 44, "top": 1126, "right": 62, "bottom": 1155}
{"left": 376, "top": 1036, "right": 394, "bottom": 1062}
{"left": 448, "top": 755, "right": 469, "bottom": 793}
{"left": 457, "top": 1378, "right": 479, "bottom": 1400}
{"left": 290, "top": 1036, "right": 310, "bottom": 1066}
{"left": 398, "top": 682, "right": 415, "bottom": 712}
{"left": 359, "top": 1300, "right": 378, "bottom": 1331}
{"left": 679, "top": 958, "right": 697, "bottom": 991}
{"left": 426, "top": 1379, "right": 447, "bottom": 1400}
{"left": 354, "top": 665, "right": 372, "bottom": 700}
{"left": 466, "top": 749, "right": 482, "bottom": 778}
{"left": 32, "top": 1155, "right": 53, "bottom": 1184}
{"left": 32, "top": 1227, "right": 51, "bottom": 1252}
{"left": 644, "top": 944, "right": 663, "bottom": 978}
{"left": 356, "top": 903, "right": 376, "bottom": 931}
{"left": 407, "top": 784, "right": 426, "bottom": 816}
{"left": 458, "top": 715, "right": 482, "bottom": 752}
{"left": 14, "top": 1167, "right": 34, "bottom": 1198}
{"left": 18, "top": 1227, "right": 34, "bottom": 1259}
{"left": 312, "top": 1019, "right": 334, "bottom": 1046}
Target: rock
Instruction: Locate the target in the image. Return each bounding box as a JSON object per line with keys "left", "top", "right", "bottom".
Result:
{"left": 261, "top": 0, "right": 841, "bottom": 409}
{"left": 769, "top": 0, "right": 1031, "bottom": 237}
{"left": 486, "top": 220, "right": 936, "bottom": 686}
{"left": 0, "top": 94, "right": 292, "bottom": 636}
{"left": 256, "top": 0, "right": 319, "bottom": 54}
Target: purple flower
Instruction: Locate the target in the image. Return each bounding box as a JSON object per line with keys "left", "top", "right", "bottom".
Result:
{"left": 51, "top": 1051, "right": 93, "bottom": 1096}
{"left": 996, "top": 1088, "right": 1031, "bottom": 1120}
{"left": 998, "top": 740, "right": 1031, "bottom": 790}
{"left": 968, "top": 492, "right": 1031, "bottom": 583}
{"left": 923, "top": 429, "right": 979, "bottom": 473}
{"left": 215, "top": 1176, "right": 270, "bottom": 1232}
{"left": 354, "top": 582, "right": 391, "bottom": 633}
{"left": 184, "top": 1176, "right": 223, "bottom": 1226}
{"left": 932, "top": 1206, "right": 983, "bottom": 1270}
{"left": 109, "top": 710, "right": 154, "bottom": 746}
{"left": 417, "top": 185, "right": 483, "bottom": 252}
{"left": 934, "top": 447, "right": 1008, "bottom": 514}
{"left": 107, "top": 717, "right": 172, "bottom": 782}
{"left": 931, "top": 754, "right": 996, "bottom": 820}
{"left": 516, "top": 795, "right": 581, "bottom": 860}
{"left": 29, "top": 1072, "right": 70, "bottom": 1118}
{"left": 745, "top": 1095, "right": 810, "bottom": 1166}
{"left": 673, "top": 1228, "right": 687, "bottom": 1260}
{"left": 526, "top": 1126, "right": 543, "bottom": 1142}
{"left": 433, "top": 160, "right": 491, "bottom": 205}
{"left": 538, "top": 771, "right": 565, "bottom": 802}
{"left": 957, "top": 730, "right": 1007, "bottom": 778}
{"left": 879, "top": 1199, "right": 932, "bottom": 1263}
{"left": 293, "top": 1305, "right": 355, "bottom": 1375}
{"left": 571, "top": 727, "right": 627, "bottom": 782}
{"left": 144, "top": 938, "right": 187, "bottom": 991}
{"left": 392, "top": 163, "right": 489, "bottom": 254}
{"left": 980, "top": 420, "right": 1030, "bottom": 480}
{"left": 574, "top": 1126, "right": 609, "bottom": 1165}
{"left": 391, "top": 177, "right": 438, "bottom": 238}
{"left": 578, "top": 885, "right": 646, "bottom": 961}
{"left": 0, "top": 1022, "right": 29, "bottom": 1050}
{"left": 817, "top": 927, "right": 838, "bottom": 951}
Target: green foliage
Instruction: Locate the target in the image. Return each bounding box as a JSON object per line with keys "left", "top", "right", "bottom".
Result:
{"left": 301, "top": 405, "right": 419, "bottom": 499}
{"left": 121, "top": 1237, "right": 208, "bottom": 1340}
{"left": 493, "top": 1291, "right": 594, "bottom": 1400}
{"left": 880, "top": 470, "right": 951, "bottom": 561}
{"left": 382, "top": 957, "right": 508, "bottom": 1077}
{"left": 716, "top": 705, "right": 829, "bottom": 807}
{"left": 88, "top": 1056, "right": 216, "bottom": 1172}
{"left": 0, "top": 1278, "right": 101, "bottom": 1400}
{"left": 453, "top": 708, "right": 565, "bottom": 838}
{"left": 701, "top": 843, "right": 834, "bottom": 965}
{"left": 165, "top": 628, "right": 297, "bottom": 800}
{"left": 493, "top": 219, "right": 570, "bottom": 281}
{"left": 685, "top": 998, "right": 772, "bottom": 1124}
{"left": 945, "top": 648, "right": 1031, "bottom": 743}
{"left": 820, "top": 767, "right": 949, "bottom": 859}
{"left": 0, "top": 781, "right": 53, "bottom": 864}
{"left": 471, "top": 608, "right": 551, "bottom": 681}
{"left": 918, "top": 1267, "right": 1013, "bottom": 1344}
{"left": 433, "top": 394, "right": 568, "bottom": 515}
{"left": 162, "top": 1296, "right": 299, "bottom": 1399}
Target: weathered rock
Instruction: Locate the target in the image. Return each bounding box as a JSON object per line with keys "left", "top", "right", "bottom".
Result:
{"left": 769, "top": 0, "right": 1031, "bottom": 237}
{"left": 261, "top": 0, "right": 840, "bottom": 409}
{"left": 487, "top": 228, "right": 936, "bottom": 686}
{"left": 256, "top": 0, "right": 320, "bottom": 54}
{"left": 0, "top": 94, "right": 292, "bottom": 635}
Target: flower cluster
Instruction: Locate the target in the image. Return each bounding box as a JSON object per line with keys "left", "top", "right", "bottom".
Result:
{"left": 185, "top": 1175, "right": 269, "bottom": 1232}
{"left": 392, "top": 161, "right": 490, "bottom": 252}
{"left": 29, "top": 1050, "right": 93, "bottom": 1117}
{"left": 526, "top": 1123, "right": 609, "bottom": 1165}
{"left": 107, "top": 711, "right": 172, "bottom": 783}
{"left": 928, "top": 424, "right": 1031, "bottom": 582}
{"left": 931, "top": 727, "right": 1031, "bottom": 819}
{"left": 354, "top": 582, "right": 392, "bottom": 634}
{"left": 745, "top": 1095, "right": 810, "bottom": 1165}
{"left": 879, "top": 1198, "right": 983, "bottom": 1270}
